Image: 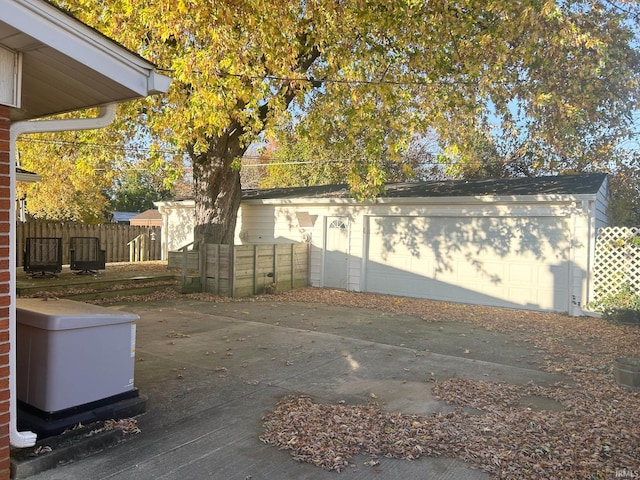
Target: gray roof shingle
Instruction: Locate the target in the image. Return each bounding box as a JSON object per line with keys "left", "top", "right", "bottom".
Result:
{"left": 241, "top": 173, "right": 607, "bottom": 200}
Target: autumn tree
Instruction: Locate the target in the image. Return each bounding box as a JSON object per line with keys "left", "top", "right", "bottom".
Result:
{"left": 16, "top": 108, "right": 185, "bottom": 222}
{"left": 16, "top": 127, "right": 119, "bottom": 223}
{"left": 258, "top": 133, "right": 348, "bottom": 189}
{"left": 259, "top": 130, "right": 439, "bottom": 188}
{"left": 607, "top": 152, "right": 640, "bottom": 226}
{"left": 53, "top": 0, "right": 640, "bottom": 243}
{"left": 108, "top": 170, "right": 172, "bottom": 213}
{"left": 239, "top": 147, "right": 268, "bottom": 190}
{"left": 401, "top": 134, "right": 442, "bottom": 181}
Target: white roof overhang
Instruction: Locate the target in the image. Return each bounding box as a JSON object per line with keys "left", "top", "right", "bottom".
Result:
{"left": 240, "top": 193, "right": 597, "bottom": 206}
{"left": 0, "top": 0, "right": 171, "bottom": 121}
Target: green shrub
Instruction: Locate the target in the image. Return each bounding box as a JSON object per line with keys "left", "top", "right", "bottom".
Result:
{"left": 590, "top": 282, "right": 640, "bottom": 325}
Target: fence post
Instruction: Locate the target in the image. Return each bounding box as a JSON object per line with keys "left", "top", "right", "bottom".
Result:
{"left": 272, "top": 244, "right": 277, "bottom": 288}
{"left": 214, "top": 244, "right": 220, "bottom": 294}
{"left": 199, "top": 242, "right": 206, "bottom": 293}
{"left": 138, "top": 233, "right": 147, "bottom": 262}
{"left": 229, "top": 245, "right": 237, "bottom": 298}
{"left": 291, "top": 243, "right": 295, "bottom": 289}
{"left": 252, "top": 244, "right": 257, "bottom": 294}
{"left": 181, "top": 243, "right": 188, "bottom": 278}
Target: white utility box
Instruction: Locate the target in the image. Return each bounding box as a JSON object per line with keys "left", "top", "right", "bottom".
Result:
{"left": 16, "top": 298, "right": 139, "bottom": 413}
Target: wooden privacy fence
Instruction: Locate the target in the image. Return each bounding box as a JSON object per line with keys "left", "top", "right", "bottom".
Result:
{"left": 169, "top": 243, "right": 309, "bottom": 296}
{"left": 16, "top": 221, "right": 162, "bottom": 266}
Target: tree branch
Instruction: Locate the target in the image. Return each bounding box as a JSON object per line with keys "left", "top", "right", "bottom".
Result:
{"left": 257, "top": 43, "right": 322, "bottom": 124}
{"left": 224, "top": 40, "right": 323, "bottom": 153}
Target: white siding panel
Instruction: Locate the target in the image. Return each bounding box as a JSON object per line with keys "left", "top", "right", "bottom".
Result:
{"left": 166, "top": 205, "right": 194, "bottom": 251}
{"left": 571, "top": 212, "right": 592, "bottom": 314}
{"left": 309, "top": 245, "right": 323, "bottom": 286}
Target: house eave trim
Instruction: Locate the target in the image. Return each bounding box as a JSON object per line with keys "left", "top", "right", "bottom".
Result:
{"left": 1, "top": 0, "right": 171, "bottom": 97}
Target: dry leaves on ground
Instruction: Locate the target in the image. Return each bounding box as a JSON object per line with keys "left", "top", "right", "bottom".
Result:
{"left": 102, "top": 418, "right": 141, "bottom": 435}
{"left": 257, "top": 288, "right": 640, "bottom": 479}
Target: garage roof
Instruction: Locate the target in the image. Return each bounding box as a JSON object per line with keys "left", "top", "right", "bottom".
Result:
{"left": 1, "top": 0, "right": 171, "bottom": 121}
{"left": 242, "top": 173, "right": 608, "bottom": 200}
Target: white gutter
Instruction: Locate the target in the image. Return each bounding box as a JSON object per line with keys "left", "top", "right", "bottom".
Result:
{"left": 8, "top": 104, "right": 117, "bottom": 448}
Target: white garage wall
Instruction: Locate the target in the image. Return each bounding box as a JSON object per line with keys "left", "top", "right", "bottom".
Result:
{"left": 238, "top": 195, "right": 598, "bottom": 315}
{"left": 157, "top": 182, "right": 606, "bottom": 316}
{"left": 594, "top": 177, "right": 609, "bottom": 229}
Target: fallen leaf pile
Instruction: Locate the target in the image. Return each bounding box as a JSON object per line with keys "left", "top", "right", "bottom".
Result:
{"left": 257, "top": 288, "right": 640, "bottom": 479}
{"left": 24, "top": 282, "right": 179, "bottom": 302}
{"left": 88, "top": 417, "right": 141, "bottom": 436}
{"left": 431, "top": 378, "right": 640, "bottom": 478}
{"left": 262, "top": 380, "right": 639, "bottom": 478}
{"left": 89, "top": 287, "right": 182, "bottom": 305}
{"left": 260, "top": 395, "right": 447, "bottom": 472}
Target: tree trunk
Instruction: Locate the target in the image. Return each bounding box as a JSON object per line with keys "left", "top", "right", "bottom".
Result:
{"left": 191, "top": 132, "right": 244, "bottom": 245}
{"left": 186, "top": 39, "right": 322, "bottom": 246}
{"left": 188, "top": 43, "right": 322, "bottom": 245}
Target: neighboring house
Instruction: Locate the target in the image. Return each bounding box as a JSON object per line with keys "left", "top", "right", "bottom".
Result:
{"left": 155, "top": 199, "right": 196, "bottom": 255}
{"left": 129, "top": 208, "right": 162, "bottom": 227}
{"left": 111, "top": 211, "right": 139, "bottom": 224}
{"left": 1, "top": 1, "right": 170, "bottom": 476}
{"left": 16, "top": 167, "right": 41, "bottom": 222}
{"left": 156, "top": 173, "right": 608, "bottom": 317}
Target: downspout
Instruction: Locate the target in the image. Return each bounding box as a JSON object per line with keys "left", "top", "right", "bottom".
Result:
{"left": 8, "top": 103, "right": 117, "bottom": 447}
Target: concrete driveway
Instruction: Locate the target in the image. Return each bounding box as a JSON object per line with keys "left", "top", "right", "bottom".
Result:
{"left": 18, "top": 297, "right": 566, "bottom": 480}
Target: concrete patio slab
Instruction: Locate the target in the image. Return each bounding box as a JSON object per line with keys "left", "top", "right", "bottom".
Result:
{"left": 13, "top": 297, "right": 567, "bottom": 480}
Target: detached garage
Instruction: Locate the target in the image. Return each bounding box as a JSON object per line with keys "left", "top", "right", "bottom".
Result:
{"left": 236, "top": 173, "right": 608, "bottom": 316}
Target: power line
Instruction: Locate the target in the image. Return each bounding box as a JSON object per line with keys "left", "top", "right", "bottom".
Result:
{"left": 17, "top": 135, "right": 475, "bottom": 168}
{"left": 241, "top": 158, "right": 511, "bottom": 168}
{"left": 19, "top": 137, "right": 182, "bottom": 157}
{"left": 184, "top": 63, "right": 640, "bottom": 91}
{"left": 214, "top": 70, "right": 477, "bottom": 88}
{"left": 18, "top": 128, "right": 640, "bottom": 168}
{"left": 242, "top": 159, "right": 344, "bottom": 167}
{"left": 601, "top": 0, "right": 640, "bottom": 20}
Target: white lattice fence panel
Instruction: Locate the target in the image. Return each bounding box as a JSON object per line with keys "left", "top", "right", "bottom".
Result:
{"left": 593, "top": 227, "right": 640, "bottom": 302}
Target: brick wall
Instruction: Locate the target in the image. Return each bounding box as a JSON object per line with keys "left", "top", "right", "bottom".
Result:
{"left": 0, "top": 105, "right": 11, "bottom": 480}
